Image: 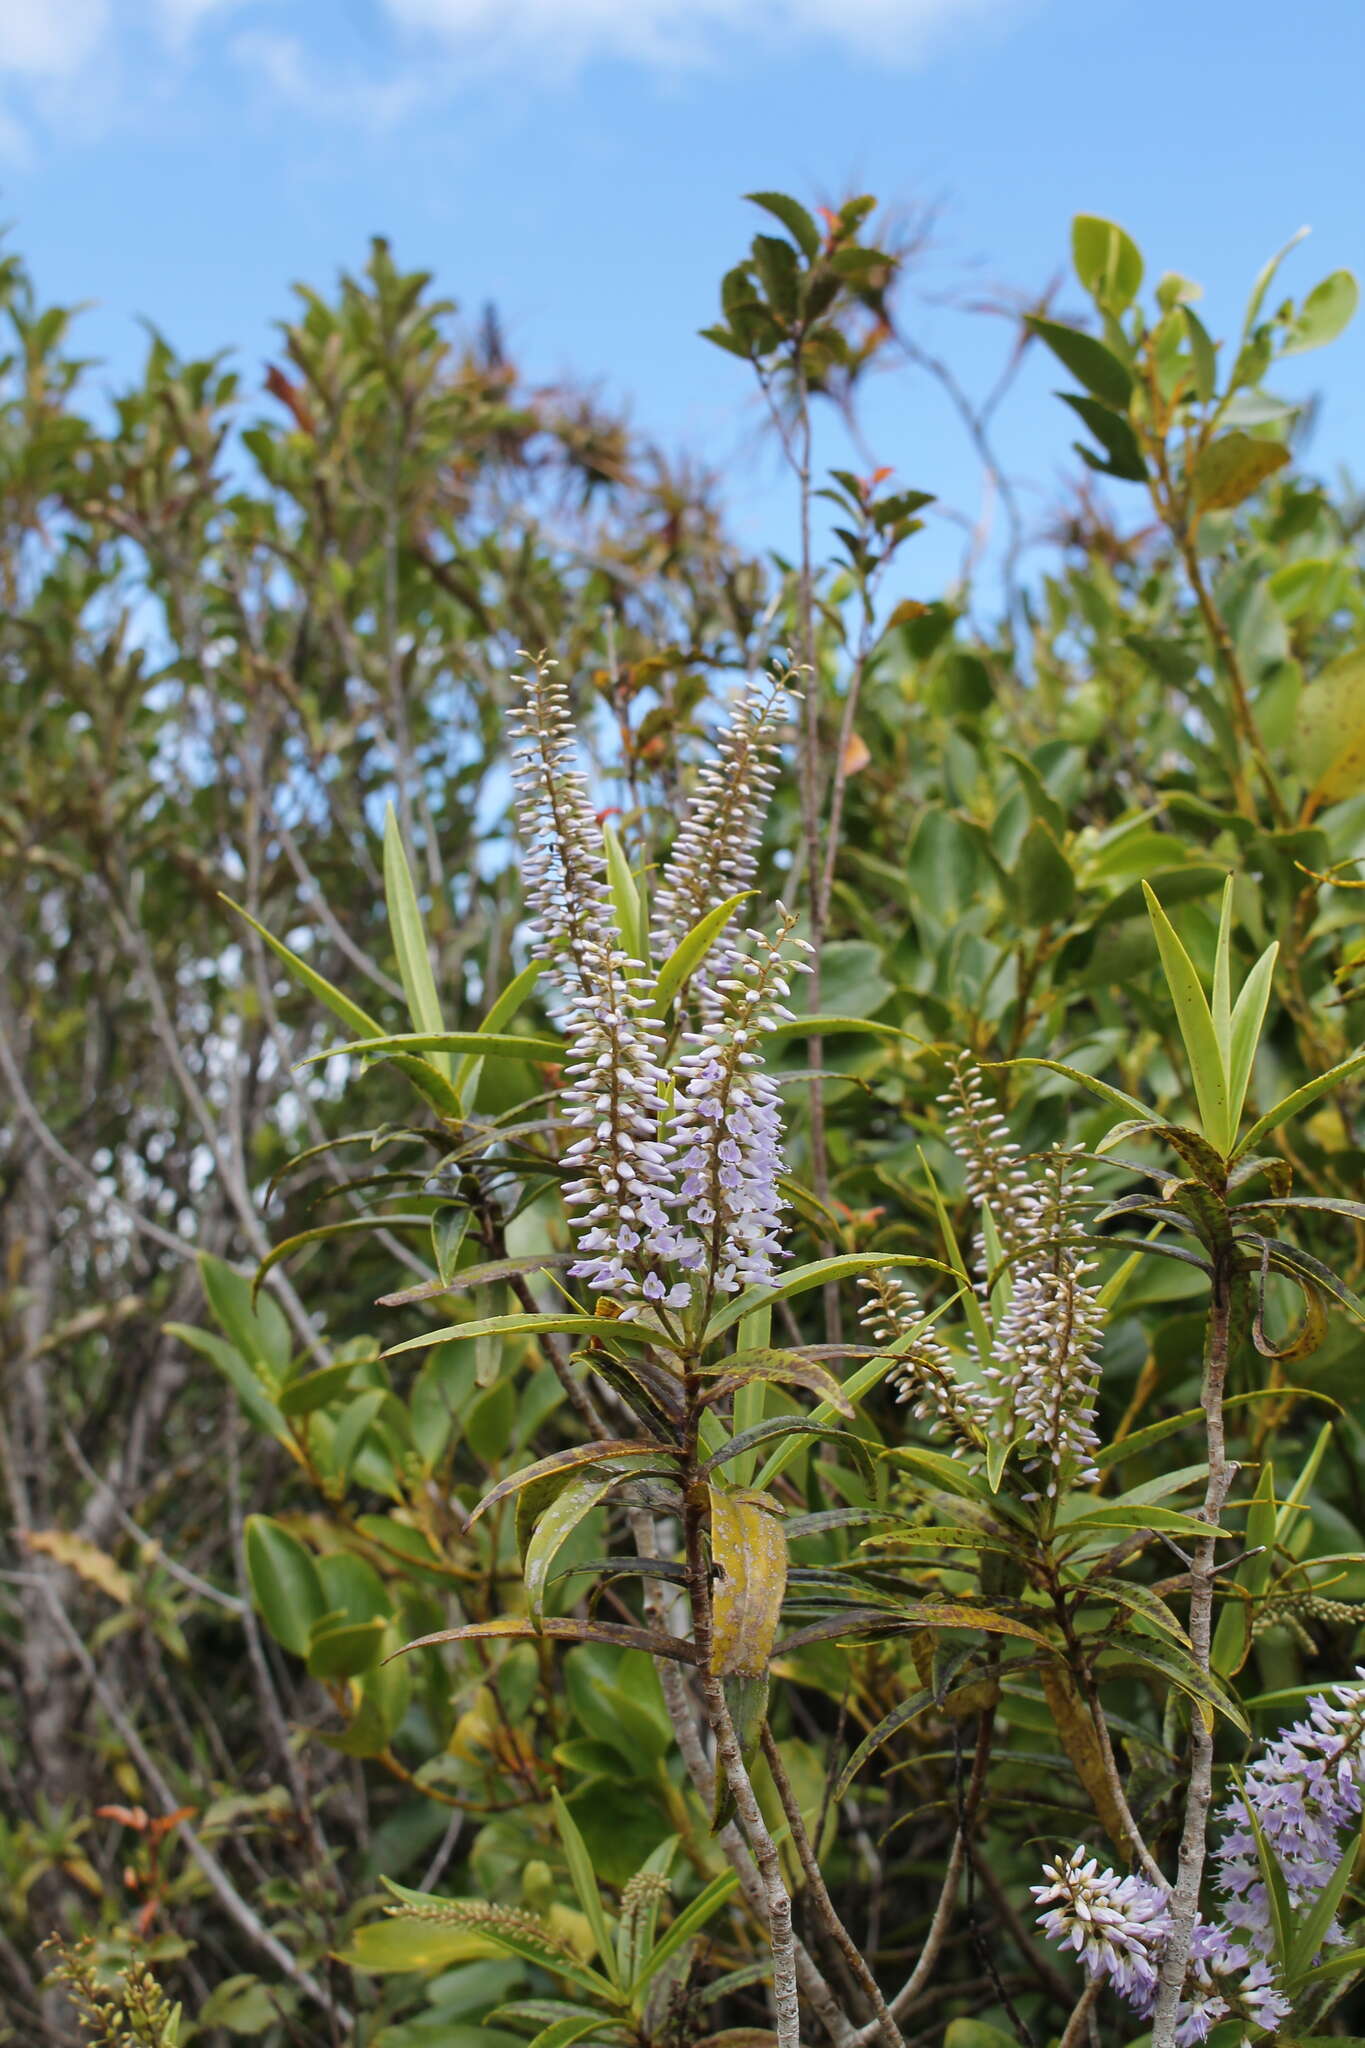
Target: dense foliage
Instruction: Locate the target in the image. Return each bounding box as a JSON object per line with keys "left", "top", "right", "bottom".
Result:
{"left": 4, "top": 191, "right": 1365, "bottom": 2048}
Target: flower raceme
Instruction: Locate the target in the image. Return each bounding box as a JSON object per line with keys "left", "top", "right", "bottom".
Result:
{"left": 509, "top": 651, "right": 803, "bottom": 1312}
{"left": 1034, "top": 1674, "right": 1365, "bottom": 2041}
{"left": 859, "top": 1060, "right": 1104, "bottom": 1493}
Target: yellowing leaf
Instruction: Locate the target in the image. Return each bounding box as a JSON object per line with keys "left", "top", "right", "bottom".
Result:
{"left": 709, "top": 1490, "right": 787, "bottom": 1678}
{"left": 335, "top": 1919, "right": 499, "bottom": 1973}
{"left": 1191, "top": 431, "right": 1290, "bottom": 511}
{"left": 25, "top": 1529, "right": 132, "bottom": 1604}
{"left": 1040, "top": 1658, "right": 1131, "bottom": 1859}
{"left": 1296, "top": 647, "right": 1365, "bottom": 807}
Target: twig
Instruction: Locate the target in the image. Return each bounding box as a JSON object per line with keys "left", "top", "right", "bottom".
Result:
{"left": 38, "top": 1583, "right": 353, "bottom": 2032}
{"left": 762, "top": 1723, "right": 907, "bottom": 2048}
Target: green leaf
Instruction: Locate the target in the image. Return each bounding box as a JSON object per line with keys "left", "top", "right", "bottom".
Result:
{"left": 1072, "top": 215, "right": 1143, "bottom": 310}
{"left": 522, "top": 2018, "right": 606, "bottom": 2048}
{"left": 991, "top": 1058, "right": 1156, "bottom": 1127}
{"left": 1283, "top": 269, "right": 1359, "bottom": 355}
{"left": 1236, "top": 1042, "right": 1365, "bottom": 1157}
{"left": 707, "top": 1254, "right": 956, "bottom": 1339}
{"left": 1211, "top": 874, "right": 1235, "bottom": 1071}
{"left": 1243, "top": 227, "right": 1310, "bottom": 338}
{"left": 278, "top": 1358, "right": 359, "bottom": 1418}
{"left": 603, "top": 820, "right": 646, "bottom": 967}
{"left": 703, "top": 1419, "right": 874, "bottom": 1491}
{"left": 1287, "top": 1813, "right": 1365, "bottom": 1981}
{"left": 653, "top": 892, "right": 753, "bottom": 1014}
{"left": 1192, "top": 431, "right": 1290, "bottom": 511}
{"left": 244, "top": 1515, "right": 326, "bottom": 1657}
{"left": 945, "top": 2021, "right": 1022, "bottom": 2048}
{"left": 468, "top": 1441, "right": 678, "bottom": 1528}
{"left": 549, "top": 1788, "right": 619, "bottom": 1985}
{"left": 1102, "top": 1632, "right": 1250, "bottom": 1734}
{"left": 378, "top": 1253, "right": 576, "bottom": 1310}
{"left": 1025, "top": 316, "right": 1133, "bottom": 408}
{"left": 219, "top": 895, "right": 383, "bottom": 1042}
{"left": 306, "top": 1616, "right": 387, "bottom": 1678}
{"left": 455, "top": 955, "right": 548, "bottom": 1104}
{"left": 1227, "top": 941, "right": 1278, "bottom": 1132}
{"left": 1061, "top": 392, "right": 1148, "bottom": 481}
{"left": 297, "top": 1030, "right": 564, "bottom": 1069}
{"left": 384, "top": 804, "right": 452, "bottom": 1080}
{"left": 1183, "top": 305, "right": 1218, "bottom": 403}
{"left": 631, "top": 1868, "right": 741, "bottom": 1991}
{"left": 1143, "top": 882, "right": 1232, "bottom": 1152}
{"left": 380, "top": 1882, "right": 618, "bottom": 2001}
{"left": 524, "top": 1474, "right": 617, "bottom": 1624}
{"left": 164, "top": 1322, "right": 286, "bottom": 1440}
{"left": 1067, "top": 1503, "right": 1223, "bottom": 1539}
{"left": 699, "top": 1349, "right": 852, "bottom": 1418}
{"left": 1010, "top": 817, "right": 1075, "bottom": 927}
{"left": 199, "top": 1253, "right": 291, "bottom": 1376}
{"left": 1238, "top": 1771, "right": 1296, "bottom": 1967}
{"left": 1211, "top": 1459, "right": 1277, "bottom": 1678}
{"left": 745, "top": 191, "right": 821, "bottom": 260}
{"left": 255, "top": 1216, "right": 434, "bottom": 1303}
{"left": 337, "top": 1918, "right": 501, "bottom": 1973}
{"left": 384, "top": 1313, "right": 682, "bottom": 1361}
{"left": 833, "top": 1688, "right": 931, "bottom": 1797}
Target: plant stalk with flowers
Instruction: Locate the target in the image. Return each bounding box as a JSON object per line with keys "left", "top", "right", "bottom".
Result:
{"left": 239, "top": 657, "right": 1365, "bottom": 2048}
{"left": 209, "top": 200, "right": 1365, "bottom": 2048}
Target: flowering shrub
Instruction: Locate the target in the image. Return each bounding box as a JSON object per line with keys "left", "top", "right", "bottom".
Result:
{"left": 9, "top": 189, "right": 1365, "bottom": 2048}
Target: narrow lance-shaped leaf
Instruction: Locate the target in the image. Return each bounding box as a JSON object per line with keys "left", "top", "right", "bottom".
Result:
{"left": 220, "top": 895, "right": 383, "bottom": 1041}
{"left": 524, "top": 1472, "right": 617, "bottom": 1624}
{"left": 1211, "top": 875, "right": 1235, "bottom": 1071}
{"left": 550, "top": 1788, "right": 620, "bottom": 1985}
{"left": 383, "top": 804, "right": 453, "bottom": 1082}
{"left": 1143, "top": 882, "right": 1233, "bottom": 1153}
{"left": 603, "top": 820, "right": 647, "bottom": 967}
{"left": 652, "top": 890, "right": 753, "bottom": 1016}
{"left": 1236, "top": 1043, "right": 1365, "bottom": 1158}
{"left": 1227, "top": 939, "right": 1278, "bottom": 1132}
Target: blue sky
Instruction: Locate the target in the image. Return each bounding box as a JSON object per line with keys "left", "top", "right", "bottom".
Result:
{"left": 3, "top": 0, "right": 1362, "bottom": 603}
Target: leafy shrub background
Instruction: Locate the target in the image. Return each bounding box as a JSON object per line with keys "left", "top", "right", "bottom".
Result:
{"left": 3, "top": 194, "right": 1365, "bottom": 2046}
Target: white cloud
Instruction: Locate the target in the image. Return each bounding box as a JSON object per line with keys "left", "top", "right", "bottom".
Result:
{"left": 381, "top": 0, "right": 1013, "bottom": 71}
{"left": 229, "top": 28, "right": 431, "bottom": 128}
{"left": 0, "top": 0, "right": 111, "bottom": 79}
{"left": 0, "top": 0, "right": 1019, "bottom": 163}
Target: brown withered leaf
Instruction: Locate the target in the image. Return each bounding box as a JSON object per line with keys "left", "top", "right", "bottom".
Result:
{"left": 25, "top": 1529, "right": 132, "bottom": 1605}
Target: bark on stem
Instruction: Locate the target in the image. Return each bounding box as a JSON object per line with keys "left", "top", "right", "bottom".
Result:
{"left": 1150, "top": 1254, "right": 1237, "bottom": 2047}
{"left": 761, "top": 1724, "right": 907, "bottom": 2048}
{"left": 682, "top": 1437, "right": 801, "bottom": 2048}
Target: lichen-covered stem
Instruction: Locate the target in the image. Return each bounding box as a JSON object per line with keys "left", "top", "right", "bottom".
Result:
{"left": 1150, "top": 1254, "right": 1236, "bottom": 2047}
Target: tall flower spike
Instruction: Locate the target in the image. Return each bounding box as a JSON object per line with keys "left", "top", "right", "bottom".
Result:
{"left": 508, "top": 654, "right": 674, "bottom": 1298}
{"left": 1032, "top": 1850, "right": 1173, "bottom": 2015}
{"left": 940, "top": 1057, "right": 1038, "bottom": 1259}
{"left": 860, "top": 1274, "right": 986, "bottom": 1454}
{"left": 1212, "top": 1668, "right": 1365, "bottom": 1968}
{"left": 986, "top": 1157, "right": 1104, "bottom": 1496}
{"left": 661, "top": 908, "right": 811, "bottom": 1297}
{"left": 650, "top": 668, "right": 792, "bottom": 1003}
{"left": 1035, "top": 1675, "right": 1365, "bottom": 2042}
{"left": 940, "top": 1062, "right": 1104, "bottom": 1495}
